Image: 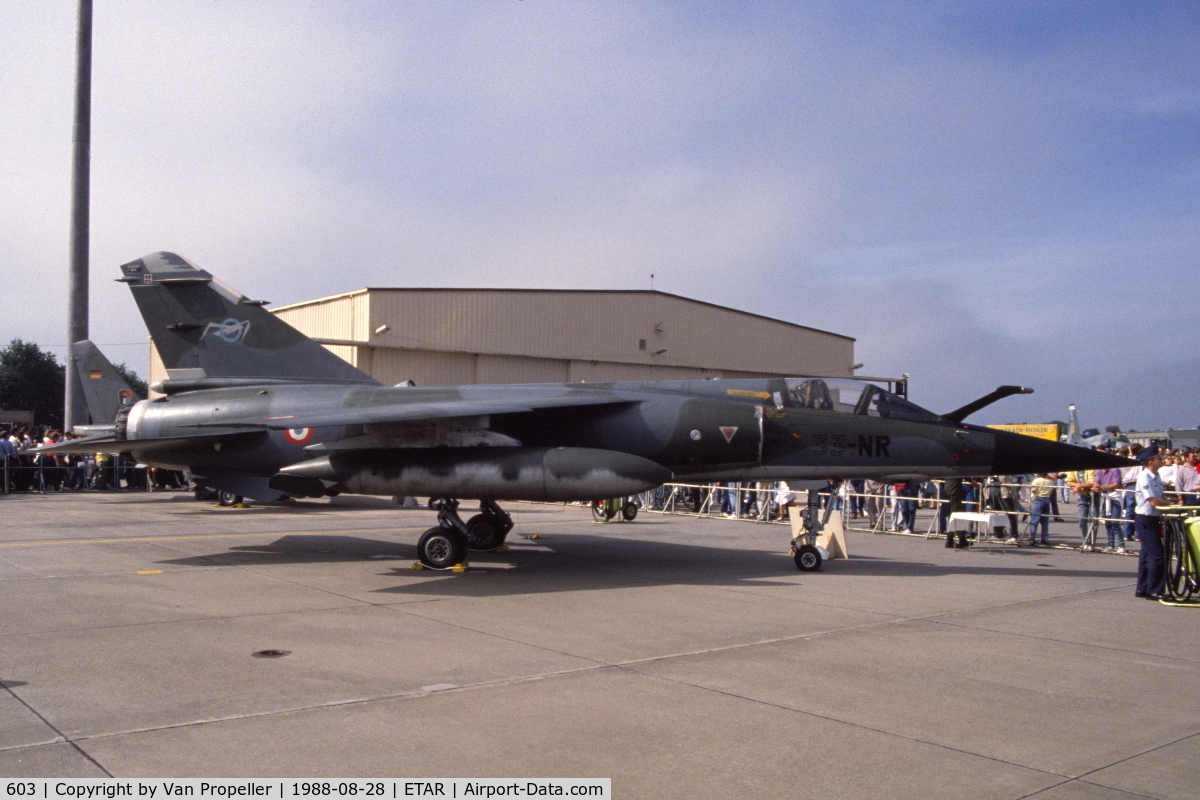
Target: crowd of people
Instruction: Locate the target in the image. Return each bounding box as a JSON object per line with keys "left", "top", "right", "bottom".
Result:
{"left": 0, "top": 425, "right": 188, "bottom": 492}
{"left": 643, "top": 443, "right": 1197, "bottom": 602}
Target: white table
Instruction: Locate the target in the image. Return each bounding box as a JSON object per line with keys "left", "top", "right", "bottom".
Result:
{"left": 949, "top": 512, "right": 1010, "bottom": 550}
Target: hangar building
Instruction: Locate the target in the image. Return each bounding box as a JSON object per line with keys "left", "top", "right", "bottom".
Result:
{"left": 147, "top": 288, "right": 858, "bottom": 387}
{"left": 264, "top": 288, "right": 857, "bottom": 387}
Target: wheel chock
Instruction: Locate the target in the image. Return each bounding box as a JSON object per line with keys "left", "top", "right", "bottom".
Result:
{"left": 495, "top": 545, "right": 509, "bottom": 553}
{"left": 520, "top": 532, "right": 543, "bottom": 540}
{"left": 410, "top": 561, "right": 470, "bottom": 572}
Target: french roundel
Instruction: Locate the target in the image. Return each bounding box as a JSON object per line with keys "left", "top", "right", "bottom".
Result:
{"left": 284, "top": 428, "right": 313, "bottom": 445}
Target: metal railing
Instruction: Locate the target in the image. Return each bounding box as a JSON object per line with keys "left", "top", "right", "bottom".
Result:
{"left": 632, "top": 479, "right": 1148, "bottom": 552}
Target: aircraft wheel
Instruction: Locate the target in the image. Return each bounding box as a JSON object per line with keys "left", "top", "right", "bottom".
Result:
{"left": 418, "top": 526, "right": 468, "bottom": 569}
{"left": 621, "top": 502, "right": 638, "bottom": 521}
{"left": 217, "top": 490, "right": 243, "bottom": 507}
{"left": 794, "top": 544, "right": 823, "bottom": 572}
{"left": 465, "top": 514, "right": 507, "bottom": 551}
{"left": 591, "top": 502, "right": 616, "bottom": 522}
{"left": 194, "top": 486, "right": 217, "bottom": 501}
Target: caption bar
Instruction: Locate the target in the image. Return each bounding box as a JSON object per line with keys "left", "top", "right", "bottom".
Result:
{"left": 3, "top": 781, "right": 610, "bottom": 800}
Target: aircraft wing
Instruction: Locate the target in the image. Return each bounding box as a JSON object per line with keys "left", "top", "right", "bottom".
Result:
{"left": 31, "top": 430, "right": 265, "bottom": 455}
{"left": 179, "top": 392, "right": 636, "bottom": 430}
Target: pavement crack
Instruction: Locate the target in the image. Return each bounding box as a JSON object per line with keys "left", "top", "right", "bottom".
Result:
{"left": 619, "top": 665, "right": 1076, "bottom": 781}
{"left": 1, "top": 681, "right": 114, "bottom": 776}
{"left": 18, "top": 664, "right": 624, "bottom": 748}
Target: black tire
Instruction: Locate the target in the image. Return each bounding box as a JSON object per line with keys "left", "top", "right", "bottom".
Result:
{"left": 592, "top": 502, "right": 616, "bottom": 522}
{"left": 217, "top": 490, "right": 243, "bottom": 507}
{"left": 1163, "top": 519, "right": 1180, "bottom": 599}
{"left": 794, "top": 544, "right": 823, "bottom": 572}
{"left": 1164, "top": 519, "right": 1193, "bottom": 602}
{"left": 621, "top": 502, "right": 638, "bottom": 521}
{"left": 418, "top": 526, "right": 468, "bottom": 569}
{"left": 465, "top": 514, "right": 507, "bottom": 551}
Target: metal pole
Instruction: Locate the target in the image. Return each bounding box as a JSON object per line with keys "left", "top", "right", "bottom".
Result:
{"left": 65, "top": 0, "right": 92, "bottom": 432}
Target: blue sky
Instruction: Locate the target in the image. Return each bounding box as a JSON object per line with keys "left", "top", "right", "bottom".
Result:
{"left": 2, "top": 1, "right": 1197, "bottom": 430}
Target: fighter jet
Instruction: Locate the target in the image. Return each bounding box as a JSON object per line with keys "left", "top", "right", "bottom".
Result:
{"left": 1065, "top": 403, "right": 1130, "bottom": 449}
{"left": 42, "top": 252, "right": 1131, "bottom": 569}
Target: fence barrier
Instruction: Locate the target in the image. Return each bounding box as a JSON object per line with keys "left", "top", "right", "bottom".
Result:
{"left": 630, "top": 479, "right": 1153, "bottom": 552}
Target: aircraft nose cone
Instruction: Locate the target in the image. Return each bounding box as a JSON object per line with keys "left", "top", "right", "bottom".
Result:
{"left": 990, "top": 429, "right": 1135, "bottom": 475}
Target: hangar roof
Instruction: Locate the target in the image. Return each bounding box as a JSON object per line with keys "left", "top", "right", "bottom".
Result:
{"left": 271, "top": 287, "right": 855, "bottom": 378}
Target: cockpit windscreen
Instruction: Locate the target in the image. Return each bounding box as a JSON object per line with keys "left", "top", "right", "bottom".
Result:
{"left": 782, "top": 378, "right": 939, "bottom": 423}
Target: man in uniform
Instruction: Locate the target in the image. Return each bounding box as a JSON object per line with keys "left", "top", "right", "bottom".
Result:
{"left": 1134, "top": 447, "right": 1167, "bottom": 600}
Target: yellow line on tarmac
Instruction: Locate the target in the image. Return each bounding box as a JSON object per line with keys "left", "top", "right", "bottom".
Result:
{"left": 0, "top": 528, "right": 412, "bottom": 548}
{"left": 0, "top": 519, "right": 588, "bottom": 549}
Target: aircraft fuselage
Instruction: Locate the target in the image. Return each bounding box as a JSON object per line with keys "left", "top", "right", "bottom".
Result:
{"left": 115, "top": 376, "right": 1047, "bottom": 503}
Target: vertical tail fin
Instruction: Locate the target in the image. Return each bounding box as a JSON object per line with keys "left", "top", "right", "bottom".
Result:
{"left": 119, "top": 252, "right": 379, "bottom": 387}
{"left": 70, "top": 340, "right": 139, "bottom": 432}
{"left": 1066, "top": 404, "right": 1083, "bottom": 446}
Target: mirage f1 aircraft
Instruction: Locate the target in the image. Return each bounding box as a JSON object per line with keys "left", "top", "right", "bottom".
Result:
{"left": 44, "top": 252, "right": 1131, "bottom": 569}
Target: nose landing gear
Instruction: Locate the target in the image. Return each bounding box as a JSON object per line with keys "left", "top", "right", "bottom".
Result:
{"left": 789, "top": 487, "right": 834, "bottom": 571}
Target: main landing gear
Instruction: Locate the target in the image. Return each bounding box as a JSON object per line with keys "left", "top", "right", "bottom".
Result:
{"left": 418, "top": 498, "right": 515, "bottom": 569}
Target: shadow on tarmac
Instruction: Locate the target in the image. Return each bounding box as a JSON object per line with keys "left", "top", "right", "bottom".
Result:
{"left": 152, "top": 530, "right": 1135, "bottom": 598}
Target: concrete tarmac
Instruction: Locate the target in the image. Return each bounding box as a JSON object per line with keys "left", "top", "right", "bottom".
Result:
{"left": 1, "top": 491, "right": 1197, "bottom": 798}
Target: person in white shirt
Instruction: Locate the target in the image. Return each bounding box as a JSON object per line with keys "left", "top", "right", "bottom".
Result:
{"left": 1158, "top": 457, "right": 1179, "bottom": 494}
{"left": 1118, "top": 444, "right": 1142, "bottom": 542}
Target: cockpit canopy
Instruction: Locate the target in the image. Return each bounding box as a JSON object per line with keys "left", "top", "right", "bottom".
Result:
{"left": 782, "top": 378, "right": 940, "bottom": 423}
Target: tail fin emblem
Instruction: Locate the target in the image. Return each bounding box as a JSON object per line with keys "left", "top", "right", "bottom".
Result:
{"left": 203, "top": 318, "right": 251, "bottom": 343}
